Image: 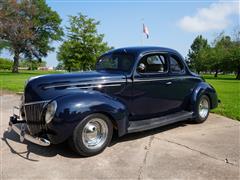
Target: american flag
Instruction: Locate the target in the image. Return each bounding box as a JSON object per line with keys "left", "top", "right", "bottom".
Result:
{"left": 143, "top": 24, "right": 149, "bottom": 39}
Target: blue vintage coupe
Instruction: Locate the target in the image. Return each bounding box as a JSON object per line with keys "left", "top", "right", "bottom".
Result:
{"left": 9, "top": 47, "right": 219, "bottom": 156}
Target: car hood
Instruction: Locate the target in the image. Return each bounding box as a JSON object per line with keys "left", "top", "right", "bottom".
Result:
{"left": 24, "top": 71, "right": 126, "bottom": 103}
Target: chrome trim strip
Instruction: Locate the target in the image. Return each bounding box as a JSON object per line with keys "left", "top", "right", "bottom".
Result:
{"left": 126, "top": 79, "right": 133, "bottom": 83}
{"left": 44, "top": 79, "right": 126, "bottom": 89}
{"left": 23, "top": 104, "right": 28, "bottom": 122}
{"left": 134, "top": 76, "right": 201, "bottom": 82}
{"left": 23, "top": 100, "right": 50, "bottom": 106}
{"left": 66, "top": 83, "right": 122, "bottom": 90}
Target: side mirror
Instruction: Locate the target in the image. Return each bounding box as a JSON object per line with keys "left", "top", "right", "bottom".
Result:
{"left": 137, "top": 63, "right": 146, "bottom": 73}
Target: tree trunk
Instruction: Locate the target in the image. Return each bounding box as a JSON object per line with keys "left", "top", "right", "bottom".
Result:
{"left": 12, "top": 52, "right": 20, "bottom": 73}
{"left": 83, "top": 63, "right": 86, "bottom": 71}
{"left": 214, "top": 69, "right": 218, "bottom": 77}
{"left": 236, "top": 65, "right": 240, "bottom": 80}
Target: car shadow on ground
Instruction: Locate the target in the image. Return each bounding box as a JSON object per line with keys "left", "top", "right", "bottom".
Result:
{"left": 2, "top": 120, "right": 190, "bottom": 161}
{"left": 2, "top": 129, "right": 79, "bottom": 161}
{"left": 110, "top": 121, "right": 188, "bottom": 146}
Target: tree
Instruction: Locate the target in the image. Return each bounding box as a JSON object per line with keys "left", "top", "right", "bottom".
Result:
{"left": 205, "top": 47, "right": 222, "bottom": 77}
{"left": 209, "top": 33, "right": 240, "bottom": 78}
{"left": 230, "top": 42, "right": 240, "bottom": 79}
{"left": 56, "top": 62, "right": 64, "bottom": 70}
{"left": 189, "top": 32, "right": 240, "bottom": 79}
{"left": 0, "top": 0, "right": 63, "bottom": 73}
{"left": 188, "top": 35, "right": 210, "bottom": 73}
{"left": 230, "top": 30, "right": 240, "bottom": 79}
{"left": 193, "top": 47, "right": 209, "bottom": 74}
{"left": 57, "top": 13, "right": 112, "bottom": 72}
{"left": 214, "top": 35, "right": 232, "bottom": 77}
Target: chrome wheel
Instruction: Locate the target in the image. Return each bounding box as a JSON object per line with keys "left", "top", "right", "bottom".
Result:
{"left": 199, "top": 97, "right": 209, "bottom": 119}
{"left": 82, "top": 118, "right": 108, "bottom": 150}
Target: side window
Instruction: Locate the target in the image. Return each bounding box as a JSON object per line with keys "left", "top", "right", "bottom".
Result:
{"left": 169, "top": 55, "right": 184, "bottom": 73}
{"left": 137, "top": 54, "right": 168, "bottom": 74}
{"left": 97, "top": 55, "right": 118, "bottom": 69}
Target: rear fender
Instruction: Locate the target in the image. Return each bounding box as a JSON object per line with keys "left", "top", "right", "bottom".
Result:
{"left": 47, "top": 91, "right": 129, "bottom": 144}
{"left": 190, "top": 82, "right": 218, "bottom": 116}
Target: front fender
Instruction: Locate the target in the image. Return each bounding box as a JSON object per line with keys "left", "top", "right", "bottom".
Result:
{"left": 47, "top": 91, "right": 129, "bottom": 144}
{"left": 190, "top": 82, "right": 218, "bottom": 116}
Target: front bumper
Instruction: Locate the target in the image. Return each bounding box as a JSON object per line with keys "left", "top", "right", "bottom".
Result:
{"left": 8, "top": 107, "right": 50, "bottom": 146}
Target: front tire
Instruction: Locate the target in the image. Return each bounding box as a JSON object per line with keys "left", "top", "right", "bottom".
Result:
{"left": 69, "top": 113, "right": 113, "bottom": 156}
{"left": 193, "top": 95, "right": 210, "bottom": 123}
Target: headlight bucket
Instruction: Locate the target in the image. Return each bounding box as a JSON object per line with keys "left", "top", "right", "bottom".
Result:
{"left": 45, "top": 101, "right": 57, "bottom": 124}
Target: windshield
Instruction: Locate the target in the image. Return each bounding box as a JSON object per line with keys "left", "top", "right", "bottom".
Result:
{"left": 96, "top": 53, "right": 134, "bottom": 72}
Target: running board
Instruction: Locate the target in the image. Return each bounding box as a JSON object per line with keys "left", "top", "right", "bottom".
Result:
{"left": 128, "top": 111, "right": 193, "bottom": 133}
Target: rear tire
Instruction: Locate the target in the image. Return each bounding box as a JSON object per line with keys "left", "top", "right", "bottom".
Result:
{"left": 69, "top": 113, "right": 113, "bottom": 156}
{"left": 193, "top": 95, "right": 210, "bottom": 123}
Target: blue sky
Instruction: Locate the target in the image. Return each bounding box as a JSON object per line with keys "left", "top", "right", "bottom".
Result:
{"left": 2, "top": 0, "right": 239, "bottom": 67}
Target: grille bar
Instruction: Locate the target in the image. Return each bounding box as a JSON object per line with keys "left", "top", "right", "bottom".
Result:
{"left": 24, "top": 102, "right": 48, "bottom": 135}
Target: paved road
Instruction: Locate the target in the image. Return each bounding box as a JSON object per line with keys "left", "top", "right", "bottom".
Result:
{"left": 0, "top": 94, "right": 239, "bottom": 180}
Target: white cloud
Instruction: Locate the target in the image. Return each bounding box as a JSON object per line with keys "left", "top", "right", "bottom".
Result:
{"left": 178, "top": 1, "right": 239, "bottom": 32}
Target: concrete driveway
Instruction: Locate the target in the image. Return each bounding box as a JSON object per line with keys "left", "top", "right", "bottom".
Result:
{"left": 0, "top": 93, "right": 239, "bottom": 180}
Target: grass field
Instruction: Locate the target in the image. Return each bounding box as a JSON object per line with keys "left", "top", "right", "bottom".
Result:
{"left": 202, "top": 74, "right": 240, "bottom": 121}
{"left": 0, "top": 70, "right": 239, "bottom": 120}
{"left": 0, "top": 70, "right": 63, "bottom": 92}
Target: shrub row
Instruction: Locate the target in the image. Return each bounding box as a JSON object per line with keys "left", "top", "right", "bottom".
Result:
{"left": 0, "top": 58, "right": 13, "bottom": 70}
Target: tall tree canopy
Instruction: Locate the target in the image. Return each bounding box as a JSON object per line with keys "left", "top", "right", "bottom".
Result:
{"left": 188, "top": 32, "right": 240, "bottom": 79}
{"left": 0, "top": 0, "right": 63, "bottom": 72}
{"left": 211, "top": 35, "right": 232, "bottom": 77}
{"left": 57, "top": 13, "right": 112, "bottom": 72}
{"left": 187, "top": 35, "right": 210, "bottom": 73}
{"left": 229, "top": 30, "right": 240, "bottom": 79}
{"left": 205, "top": 33, "right": 240, "bottom": 78}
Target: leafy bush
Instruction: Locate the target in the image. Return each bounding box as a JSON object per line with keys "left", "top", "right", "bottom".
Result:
{"left": 20, "top": 59, "right": 47, "bottom": 70}
{"left": 0, "top": 58, "right": 13, "bottom": 70}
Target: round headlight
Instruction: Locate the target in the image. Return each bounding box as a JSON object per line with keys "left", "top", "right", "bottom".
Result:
{"left": 45, "top": 101, "right": 57, "bottom": 124}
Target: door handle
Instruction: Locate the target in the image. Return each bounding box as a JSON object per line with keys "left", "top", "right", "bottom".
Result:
{"left": 165, "top": 81, "right": 172, "bottom": 85}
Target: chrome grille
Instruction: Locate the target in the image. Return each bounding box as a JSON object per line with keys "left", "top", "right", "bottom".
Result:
{"left": 24, "top": 102, "right": 48, "bottom": 135}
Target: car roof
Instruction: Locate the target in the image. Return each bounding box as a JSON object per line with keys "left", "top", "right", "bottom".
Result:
{"left": 104, "top": 46, "right": 181, "bottom": 57}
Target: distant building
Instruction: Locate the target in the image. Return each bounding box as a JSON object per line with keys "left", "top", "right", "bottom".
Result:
{"left": 37, "top": 67, "right": 54, "bottom": 71}
{"left": 18, "top": 67, "right": 29, "bottom": 70}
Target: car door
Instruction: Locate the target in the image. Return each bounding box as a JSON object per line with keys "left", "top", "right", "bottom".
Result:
{"left": 130, "top": 53, "right": 182, "bottom": 120}
{"left": 168, "top": 53, "right": 196, "bottom": 109}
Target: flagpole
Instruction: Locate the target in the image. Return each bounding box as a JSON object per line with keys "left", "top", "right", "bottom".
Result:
{"left": 141, "top": 18, "right": 144, "bottom": 46}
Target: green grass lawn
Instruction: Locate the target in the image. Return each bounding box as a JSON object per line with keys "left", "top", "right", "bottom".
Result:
{"left": 202, "top": 74, "right": 240, "bottom": 121}
{"left": 0, "top": 70, "right": 62, "bottom": 92}
{"left": 0, "top": 70, "right": 239, "bottom": 120}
